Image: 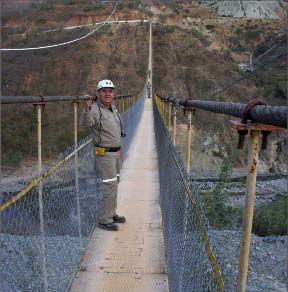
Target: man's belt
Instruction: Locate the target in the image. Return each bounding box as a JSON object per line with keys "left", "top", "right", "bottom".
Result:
{"left": 95, "top": 145, "right": 121, "bottom": 153}
{"left": 104, "top": 146, "right": 121, "bottom": 152}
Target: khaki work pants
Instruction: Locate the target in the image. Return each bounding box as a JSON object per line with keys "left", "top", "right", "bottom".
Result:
{"left": 94, "top": 151, "right": 120, "bottom": 224}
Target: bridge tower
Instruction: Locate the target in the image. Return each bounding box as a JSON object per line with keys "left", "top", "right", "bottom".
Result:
{"left": 147, "top": 21, "right": 153, "bottom": 98}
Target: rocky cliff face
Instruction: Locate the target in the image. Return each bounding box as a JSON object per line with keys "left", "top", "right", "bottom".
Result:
{"left": 1, "top": 0, "right": 37, "bottom": 15}
{"left": 212, "top": 0, "right": 287, "bottom": 19}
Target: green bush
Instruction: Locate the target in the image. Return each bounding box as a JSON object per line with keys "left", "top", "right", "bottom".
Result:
{"left": 253, "top": 198, "right": 288, "bottom": 236}
{"left": 205, "top": 24, "right": 215, "bottom": 30}
{"left": 232, "top": 44, "right": 245, "bottom": 53}
{"left": 235, "top": 28, "right": 242, "bottom": 35}
{"left": 201, "top": 142, "right": 239, "bottom": 229}
{"left": 82, "top": 5, "right": 102, "bottom": 12}
{"left": 146, "top": 9, "right": 154, "bottom": 17}
{"left": 254, "top": 42, "right": 269, "bottom": 56}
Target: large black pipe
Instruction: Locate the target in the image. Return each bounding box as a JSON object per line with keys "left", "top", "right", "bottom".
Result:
{"left": 159, "top": 95, "right": 287, "bottom": 129}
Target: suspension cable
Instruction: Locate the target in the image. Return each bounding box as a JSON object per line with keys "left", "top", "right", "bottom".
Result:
{"left": 1, "top": 1, "right": 117, "bottom": 51}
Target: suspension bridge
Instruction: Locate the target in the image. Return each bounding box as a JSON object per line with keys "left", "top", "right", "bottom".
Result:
{"left": 1, "top": 20, "right": 287, "bottom": 292}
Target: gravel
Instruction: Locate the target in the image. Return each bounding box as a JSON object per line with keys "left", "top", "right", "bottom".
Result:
{"left": 1, "top": 229, "right": 287, "bottom": 292}
{"left": 195, "top": 178, "right": 287, "bottom": 207}
{"left": 195, "top": 178, "right": 287, "bottom": 291}
{"left": 1, "top": 234, "right": 88, "bottom": 292}
{"left": 208, "top": 230, "right": 288, "bottom": 292}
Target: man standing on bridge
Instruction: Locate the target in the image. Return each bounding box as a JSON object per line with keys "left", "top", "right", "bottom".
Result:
{"left": 85, "top": 79, "right": 126, "bottom": 231}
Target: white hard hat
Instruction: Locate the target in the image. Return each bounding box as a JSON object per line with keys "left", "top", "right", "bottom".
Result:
{"left": 97, "top": 79, "right": 115, "bottom": 91}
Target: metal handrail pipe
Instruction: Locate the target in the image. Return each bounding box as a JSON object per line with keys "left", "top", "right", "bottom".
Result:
{"left": 1, "top": 91, "right": 142, "bottom": 105}
{"left": 158, "top": 95, "right": 287, "bottom": 129}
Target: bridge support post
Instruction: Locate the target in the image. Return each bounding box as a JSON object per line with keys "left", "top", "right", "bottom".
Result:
{"left": 73, "top": 101, "right": 83, "bottom": 251}
{"left": 34, "top": 103, "right": 49, "bottom": 292}
{"left": 164, "top": 100, "right": 167, "bottom": 126}
{"left": 237, "top": 129, "right": 260, "bottom": 292}
{"left": 168, "top": 103, "right": 172, "bottom": 131}
{"left": 162, "top": 99, "right": 165, "bottom": 122}
{"left": 229, "top": 121, "right": 283, "bottom": 292}
{"left": 116, "top": 96, "right": 120, "bottom": 112}
{"left": 172, "top": 104, "right": 177, "bottom": 145}
{"left": 185, "top": 109, "right": 194, "bottom": 172}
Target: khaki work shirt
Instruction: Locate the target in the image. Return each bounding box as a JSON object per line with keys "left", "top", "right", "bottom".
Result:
{"left": 86, "top": 100, "right": 122, "bottom": 148}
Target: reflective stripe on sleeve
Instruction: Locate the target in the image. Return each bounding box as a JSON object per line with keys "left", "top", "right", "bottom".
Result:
{"left": 102, "top": 177, "right": 118, "bottom": 183}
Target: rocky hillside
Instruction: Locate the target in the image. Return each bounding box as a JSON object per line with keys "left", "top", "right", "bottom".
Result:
{"left": 1, "top": 0, "right": 287, "bottom": 175}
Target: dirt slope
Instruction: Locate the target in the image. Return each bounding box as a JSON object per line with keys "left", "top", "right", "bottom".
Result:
{"left": 1, "top": 0, "right": 287, "bottom": 175}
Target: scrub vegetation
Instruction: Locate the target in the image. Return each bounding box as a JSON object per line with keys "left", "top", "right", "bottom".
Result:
{"left": 1, "top": 0, "right": 287, "bottom": 170}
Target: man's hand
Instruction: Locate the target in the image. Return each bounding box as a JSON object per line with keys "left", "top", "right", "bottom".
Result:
{"left": 84, "top": 95, "right": 92, "bottom": 112}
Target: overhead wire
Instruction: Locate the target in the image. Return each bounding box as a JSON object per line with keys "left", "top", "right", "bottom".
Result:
{"left": 208, "top": 51, "right": 287, "bottom": 99}
{"left": 211, "top": 37, "right": 287, "bottom": 96}
{"left": 253, "top": 36, "right": 287, "bottom": 63}
{"left": 43, "top": 19, "right": 148, "bottom": 34}
{"left": 1, "top": 1, "right": 118, "bottom": 51}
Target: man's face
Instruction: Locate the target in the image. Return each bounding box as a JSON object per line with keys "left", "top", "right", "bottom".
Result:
{"left": 98, "top": 87, "right": 114, "bottom": 107}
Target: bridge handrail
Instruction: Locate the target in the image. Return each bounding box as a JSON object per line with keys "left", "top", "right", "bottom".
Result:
{"left": 170, "top": 142, "right": 225, "bottom": 291}
{"left": 1, "top": 89, "right": 144, "bottom": 212}
{"left": 1, "top": 91, "right": 142, "bottom": 104}
{"left": 157, "top": 94, "right": 287, "bottom": 128}
{"left": 1, "top": 86, "right": 147, "bottom": 292}
{"left": 153, "top": 93, "right": 225, "bottom": 291}
{"left": 1, "top": 137, "right": 93, "bottom": 212}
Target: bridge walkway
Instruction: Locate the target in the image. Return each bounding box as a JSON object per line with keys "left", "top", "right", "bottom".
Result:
{"left": 70, "top": 97, "right": 169, "bottom": 292}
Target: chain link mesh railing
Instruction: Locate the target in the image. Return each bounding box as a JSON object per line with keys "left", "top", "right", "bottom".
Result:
{"left": 119, "top": 88, "right": 146, "bottom": 162}
{"left": 153, "top": 95, "right": 225, "bottom": 292}
{"left": 1, "top": 88, "right": 146, "bottom": 292}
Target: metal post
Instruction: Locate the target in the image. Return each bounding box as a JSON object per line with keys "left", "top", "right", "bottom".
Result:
{"left": 229, "top": 119, "right": 283, "bottom": 292}
{"left": 116, "top": 96, "right": 119, "bottom": 112}
{"left": 163, "top": 100, "right": 165, "bottom": 124}
{"left": 173, "top": 104, "right": 177, "bottom": 145}
{"left": 36, "top": 104, "right": 49, "bottom": 292}
{"left": 186, "top": 110, "right": 192, "bottom": 172}
{"left": 164, "top": 101, "right": 167, "bottom": 126}
{"left": 237, "top": 130, "right": 260, "bottom": 292}
{"left": 73, "top": 102, "right": 83, "bottom": 250}
{"left": 168, "top": 103, "right": 172, "bottom": 131}
{"left": 149, "top": 21, "right": 153, "bottom": 94}
{"left": 122, "top": 97, "right": 125, "bottom": 112}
